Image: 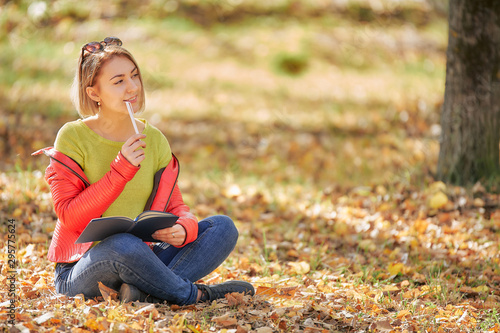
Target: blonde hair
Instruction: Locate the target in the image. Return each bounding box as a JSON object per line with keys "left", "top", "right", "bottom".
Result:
{"left": 71, "top": 44, "right": 146, "bottom": 118}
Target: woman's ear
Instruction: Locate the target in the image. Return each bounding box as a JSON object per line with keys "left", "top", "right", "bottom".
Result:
{"left": 86, "top": 86, "right": 100, "bottom": 103}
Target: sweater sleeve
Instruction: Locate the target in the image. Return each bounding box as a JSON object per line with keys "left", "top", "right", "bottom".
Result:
{"left": 45, "top": 152, "right": 140, "bottom": 234}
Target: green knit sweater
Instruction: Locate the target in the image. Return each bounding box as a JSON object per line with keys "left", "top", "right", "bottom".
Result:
{"left": 54, "top": 119, "right": 171, "bottom": 219}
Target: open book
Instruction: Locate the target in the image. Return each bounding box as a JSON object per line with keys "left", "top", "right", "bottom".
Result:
{"left": 75, "top": 211, "right": 179, "bottom": 244}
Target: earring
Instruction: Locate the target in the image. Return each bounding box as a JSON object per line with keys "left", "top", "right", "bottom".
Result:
{"left": 97, "top": 101, "right": 101, "bottom": 113}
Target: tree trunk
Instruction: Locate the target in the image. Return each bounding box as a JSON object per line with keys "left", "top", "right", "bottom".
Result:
{"left": 437, "top": 0, "right": 500, "bottom": 185}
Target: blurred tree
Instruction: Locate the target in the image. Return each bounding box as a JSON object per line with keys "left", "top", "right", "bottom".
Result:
{"left": 438, "top": 0, "right": 500, "bottom": 185}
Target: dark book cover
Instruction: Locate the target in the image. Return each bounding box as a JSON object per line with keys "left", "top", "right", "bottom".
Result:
{"left": 75, "top": 211, "right": 179, "bottom": 244}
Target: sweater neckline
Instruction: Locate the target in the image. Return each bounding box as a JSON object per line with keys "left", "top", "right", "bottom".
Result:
{"left": 76, "top": 118, "right": 148, "bottom": 145}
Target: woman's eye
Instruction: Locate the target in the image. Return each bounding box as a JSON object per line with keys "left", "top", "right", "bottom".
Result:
{"left": 114, "top": 80, "right": 123, "bottom": 85}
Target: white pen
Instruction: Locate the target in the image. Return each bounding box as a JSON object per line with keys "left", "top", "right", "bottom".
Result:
{"left": 125, "top": 101, "right": 140, "bottom": 134}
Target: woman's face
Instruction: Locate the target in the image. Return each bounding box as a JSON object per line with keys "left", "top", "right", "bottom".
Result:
{"left": 87, "top": 55, "right": 142, "bottom": 116}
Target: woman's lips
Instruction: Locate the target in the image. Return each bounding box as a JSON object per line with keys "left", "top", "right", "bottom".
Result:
{"left": 125, "top": 96, "right": 138, "bottom": 103}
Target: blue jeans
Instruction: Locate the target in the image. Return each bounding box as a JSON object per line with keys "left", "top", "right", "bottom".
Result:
{"left": 54, "top": 215, "right": 238, "bottom": 305}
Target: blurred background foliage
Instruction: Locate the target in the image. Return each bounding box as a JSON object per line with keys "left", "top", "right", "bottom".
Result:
{"left": 0, "top": 0, "right": 448, "bottom": 193}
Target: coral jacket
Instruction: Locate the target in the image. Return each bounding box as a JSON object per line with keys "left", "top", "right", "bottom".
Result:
{"left": 32, "top": 147, "right": 198, "bottom": 263}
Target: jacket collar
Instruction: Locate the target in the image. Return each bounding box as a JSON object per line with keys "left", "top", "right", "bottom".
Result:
{"left": 32, "top": 147, "right": 90, "bottom": 187}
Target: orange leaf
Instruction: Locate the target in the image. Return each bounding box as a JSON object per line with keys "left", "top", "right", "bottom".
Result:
{"left": 396, "top": 310, "right": 411, "bottom": 319}
{"left": 85, "top": 317, "right": 109, "bottom": 331}
{"left": 98, "top": 281, "right": 118, "bottom": 302}
{"left": 34, "top": 277, "right": 49, "bottom": 290}
{"left": 226, "top": 292, "right": 247, "bottom": 306}
{"left": 256, "top": 286, "right": 298, "bottom": 299}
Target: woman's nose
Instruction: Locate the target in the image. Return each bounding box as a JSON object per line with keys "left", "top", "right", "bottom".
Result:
{"left": 127, "top": 78, "right": 139, "bottom": 92}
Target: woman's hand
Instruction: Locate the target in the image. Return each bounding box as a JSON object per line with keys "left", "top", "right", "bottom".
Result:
{"left": 121, "top": 133, "right": 146, "bottom": 167}
{"left": 152, "top": 224, "right": 186, "bottom": 246}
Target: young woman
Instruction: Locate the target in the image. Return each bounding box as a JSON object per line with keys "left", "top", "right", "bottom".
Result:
{"left": 33, "top": 37, "right": 254, "bottom": 305}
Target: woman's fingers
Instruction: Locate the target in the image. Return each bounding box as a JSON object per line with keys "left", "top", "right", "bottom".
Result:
{"left": 152, "top": 224, "right": 186, "bottom": 246}
{"left": 121, "top": 134, "right": 146, "bottom": 166}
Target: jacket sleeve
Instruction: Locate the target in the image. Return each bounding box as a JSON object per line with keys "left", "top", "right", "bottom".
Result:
{"left": 166, "top": 184, "right": 198, "bottom": 247}
{"left": 45, "top": 152, "right": 140, "bottom": 234}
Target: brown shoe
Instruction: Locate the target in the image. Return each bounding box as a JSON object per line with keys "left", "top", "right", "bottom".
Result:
{"left": 119, "top": 283, "right": 166, "bottom": 304}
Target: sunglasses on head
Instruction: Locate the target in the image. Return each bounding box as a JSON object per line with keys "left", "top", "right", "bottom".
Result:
{"left": 80, "top": 37, "right": 123, "bottom": 79}
{"left": 82, "top": 37, "right": 122, "bottom": 55}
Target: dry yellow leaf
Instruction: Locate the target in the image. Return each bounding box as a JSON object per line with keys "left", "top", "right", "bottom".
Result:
{"left": 378, "top": 202, "right": 392, "bottom": 212}
{"left": 429, "top": 181, "right": 447, "bottom": 192}
{"left": 358, "top": 239, "right": 376, "bottom": 252}
{"left": 471, "top": 285, "right": 489, "bottom": 293}
{"left": 388, "top": 263, "right": 406, "bottom": 276}
{"left": 402, "top": 290, "right": 416, "bottom": 299}
{"left": 396, "top": 309, "right": 411, "bottom": 319}
{"left": 12, "top": 208, "right": 23, "bottom": 218}
{"left": 334, "top": 221, "right": 349, "bottom": 236}
{"left": 107, "top": 308, "right": 127, "bottom": 321}
{"left": 429, "top": 191, "right": 448, "bottom": 209}
{"left": 473, "top": 198, "right": 485, "bottom": 207}
{"left": 288, "top": 261, "right": 310, "bottom": 275}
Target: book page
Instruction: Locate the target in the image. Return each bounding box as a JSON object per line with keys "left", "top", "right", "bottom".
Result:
{"left": 136, "top": 210, "right": 176, "bottom": 222}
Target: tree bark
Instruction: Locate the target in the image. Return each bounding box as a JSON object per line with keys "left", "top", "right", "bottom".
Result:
{"left": 437, "top": 0, "right": 500, "bottom": 185}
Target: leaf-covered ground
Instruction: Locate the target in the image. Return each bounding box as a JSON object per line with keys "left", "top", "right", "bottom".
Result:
{"left": 1, "top": 169, "right": 500, "bottom": 332}
{"left": 1, "top": 0, "right": 500, "bottom": 332}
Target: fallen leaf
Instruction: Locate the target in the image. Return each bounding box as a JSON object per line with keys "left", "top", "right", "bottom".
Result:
{"left": 226, "top": 292, "right": 246, "bottom": 306}
{"left": 429, "top": 192, "right": 448, "bottom": 209}
{"left": 396, "top": 310, "right": 411, "bottom": 319}
{"left": 14, "top": 324, "right": 31, "bottom": 333}
{"left": 256, "top": 286, "right": 298, "bottom": 299}
{"left": 370, "top": 319, "right": 393, "bottom": 331}
{"left": 85, "top": 317, "right": 109, "bottom": 331}
{"left": 34, "top": 312, "right": 55, "bottom": 325}
{"left": 97, "top": 282, "right": 118, "bottom": 302}
{"left": 212, "top": 312, "right": 237, "bottom": 327}
{"left": 471, "top": 285, "right": 489, "bottom": 293}
{"left": 130, "top": 322, "right": 143, "bottom": 330}
{"left": 457, "top": 310, "right": 468, "bottom": 324}
{"left": 429, "top": 181, "right": 447, "bottom": 192}
{"left": 256, "top": 328, "right": 274, "bottom": 333}
{"left": 473, "top": 198, "right": 484, "bottom": 207}
{"left": 34, "top": 277, "right": 49, "bottom": 290}
{"left": 382, "top": 285, "right": 400, "bottom": 293}
{"left": 388, "top": 263, "right": 407, "bottom": 276}
{"left": 288, "top": 261, "right": 310, "bottom": 275}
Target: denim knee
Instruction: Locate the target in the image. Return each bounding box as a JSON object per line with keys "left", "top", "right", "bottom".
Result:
{"left": 212, "top": 215, "right": 239, "bottom": 244}
{"left": 98, "top": 233, "right": 150, "bottom": 259}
